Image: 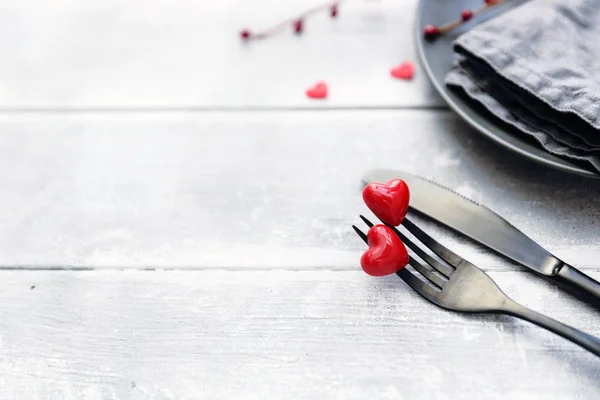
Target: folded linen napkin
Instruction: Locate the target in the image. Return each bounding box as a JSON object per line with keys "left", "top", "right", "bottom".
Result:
{"left": 445, "top": 0, "right": 600, "bottom": 171}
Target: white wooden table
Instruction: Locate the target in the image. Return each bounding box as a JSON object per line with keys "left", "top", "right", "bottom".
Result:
{"left": 1, "top": 1, "right": 599, "bottom": 399}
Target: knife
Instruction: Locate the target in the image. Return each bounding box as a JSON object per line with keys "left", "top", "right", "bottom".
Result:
{"left": 362, "top": 168, "right": 600, "bottom": 308}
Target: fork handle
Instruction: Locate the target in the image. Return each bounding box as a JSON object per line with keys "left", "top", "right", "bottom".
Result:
{"left": 502, "top": 300, "right": 600, "bottom": 357}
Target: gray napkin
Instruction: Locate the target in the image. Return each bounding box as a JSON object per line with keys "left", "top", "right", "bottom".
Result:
{"left": 445, "top": 0, "right": 600, "bottom": 171}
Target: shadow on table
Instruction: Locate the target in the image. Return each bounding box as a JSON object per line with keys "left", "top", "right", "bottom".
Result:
{"left": 449, "top": 118, "right": 600, "bottom": 186}
{"left": 444, "top": 117, "right": 600, "bottom": 217}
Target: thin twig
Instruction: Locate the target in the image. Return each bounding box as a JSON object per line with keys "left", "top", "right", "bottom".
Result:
{"left": 426, "top": 0, "right": 508, "bottom": 40}
{"left": 241, "top": 1, "right": 345, "bottom": 41}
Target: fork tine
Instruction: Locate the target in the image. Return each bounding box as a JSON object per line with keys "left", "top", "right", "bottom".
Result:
{"left": 402, "top": 217, "right": 463, "bottom": 269}
{"left": 359, "top": 215, "right": 374, "bottom": 228}
{"left": 407, "top": 257, "right": 445, "bottom": 289}
{"left": 367, "top": 215, "right": 455, "bottom": 279}
{"left": 401, "top": 233, "right": 454, "bottom": 279}
{"left": 355, "top": 217, "right": 443, "bottom": 300}
{"left": 359, "top": 215, "right": 447, "bottom": 287}
{"left": 352, "top": 225, "right": 368, "bottom": 244}
{"left": 397, "top": 268, "right": 442, "bottom": 301}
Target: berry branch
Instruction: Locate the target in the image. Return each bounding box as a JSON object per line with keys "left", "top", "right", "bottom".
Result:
{"left": 424, "top": 0, "right": 508, "bottom": 41}
{"left": 240, "top": 1, "right": 344, "bottom": 41}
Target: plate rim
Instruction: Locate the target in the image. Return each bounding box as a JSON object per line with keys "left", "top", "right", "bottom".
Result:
{"left": 414, "top": 0, "right": 599, "bottom": 179}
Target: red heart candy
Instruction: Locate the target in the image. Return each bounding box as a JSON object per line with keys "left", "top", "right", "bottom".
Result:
{"left": 362, "top": 178, "right": 410, "bottom": 226}
{"left": 390, "top": 62, "right": 415, "bottom": 80}
{"left": 361, "top": 224, "right": 409, "bottom": 276}
{"left": 306, "top": 81, "right": 328, "bottom": 99}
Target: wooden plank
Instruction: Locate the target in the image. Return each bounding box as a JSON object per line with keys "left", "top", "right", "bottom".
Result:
{"left": 0, "top": 110, "right": 599, "bottom": 269}
{"left": 0, "top": 270, "right": 599, "bottom": 399}
{"left": 0, "top": 0, "right": 443, "bottom": 109}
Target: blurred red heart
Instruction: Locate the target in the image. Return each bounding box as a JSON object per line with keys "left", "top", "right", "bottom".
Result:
{"left": 361, "top": 224, "right": 409, "bottom": 276}
{"left": 306, "top": 81, "right": 328, "bottom": 99}
{"left": 362, "top": 178, "right": 410, "bottom": 226}
{"left": 390, "top": 62, "right": 415, "bottom": 80}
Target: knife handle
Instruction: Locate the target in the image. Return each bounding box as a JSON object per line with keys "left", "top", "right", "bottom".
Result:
{"left": 556, "top": 264, "right": 600, "bottom": 307}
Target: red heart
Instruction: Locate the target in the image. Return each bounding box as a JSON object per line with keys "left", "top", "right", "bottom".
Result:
{"left": 306, "top": 81, "right": 328, "bottom": 99}
{"left": 362, "top": 178, "right": 410, "bottom": 226}
{"left": 361, "top": 224, "right": 409, "bottom": 276}
{"left": 390, "top": 62, "right": 415, "bottom": 80}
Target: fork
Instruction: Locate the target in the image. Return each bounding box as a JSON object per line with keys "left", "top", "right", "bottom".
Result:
{"left": 353, "top": 215, "right": 600, "bottom": 357}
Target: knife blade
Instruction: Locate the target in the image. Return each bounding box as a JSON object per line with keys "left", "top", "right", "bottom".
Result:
{"left": 361, "top": 168, "right": 600, "bottom": 307}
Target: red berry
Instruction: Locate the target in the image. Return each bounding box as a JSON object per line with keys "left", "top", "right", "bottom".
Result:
{"left": 293, "top": 19, "right": 303, "bottom": 34}
{"left": 423, "top": 25, "right": 440, "bottom": 41}
{"left": 240, "top": 29, "right": 251, "bottom": 40}
{"left": 485, "top": 0, "right": 498, "bottom": 4}
{"left": 330, "top": 4, "right": 338, "bottom": 18}
{"left": 461, "top": 10, "right": 473, "bottom": 21}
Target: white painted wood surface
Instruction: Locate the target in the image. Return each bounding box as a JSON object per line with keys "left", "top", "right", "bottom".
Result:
{"left": 0, "top": 270, "right": 599, "bottom": 400}
{"left": 0, "top": 111, "right": 599, "bottom": 269}
{"left": 1, "top": 0, "right": 599, "bottom": 399}
{"left": 1, "top": 110, "right": 599, "bottom": 399}
{"left": 0, "top": 0, "right": 442, "bottom": 109}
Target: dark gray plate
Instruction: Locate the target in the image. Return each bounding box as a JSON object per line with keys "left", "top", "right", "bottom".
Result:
{"left": 416, "top": 0, "right": 599, "bottom": 178}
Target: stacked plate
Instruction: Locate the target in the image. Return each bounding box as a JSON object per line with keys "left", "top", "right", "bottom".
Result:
{"left": 416, "top": 0, "right": 600, "bottom": 178}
